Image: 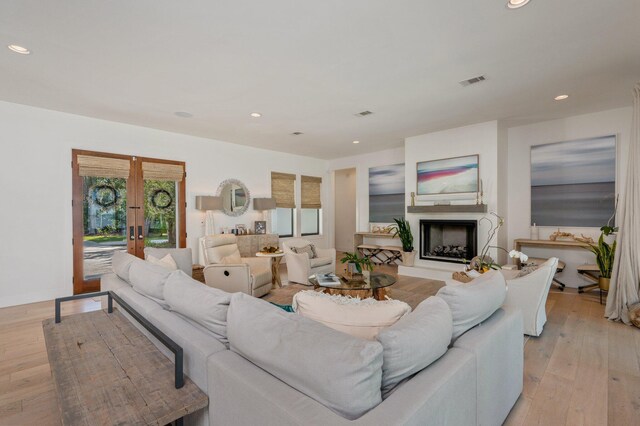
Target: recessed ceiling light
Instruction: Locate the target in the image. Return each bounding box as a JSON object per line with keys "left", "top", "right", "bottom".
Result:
{"left": 7, "top": 44, "right": 30, "bottom": 55}
{"left": 554, "top": 94, "right": 569, "bottom": 101}
{"left": 250, "top": 112, "right": 262, "bottom": 118}
{"left": 352, "top": 140, "right": 360, "bottom": 144}
{"left": 507, "top": 0, "right": 530, "bottom": 9}
{"left": 174, "top": 111, "right": 193, "bottom": 118}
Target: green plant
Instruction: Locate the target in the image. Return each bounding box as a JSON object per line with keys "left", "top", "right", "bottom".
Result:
{"left": 586, "top": 232, "right": 617, "bottom": 278}
{"left": 392, "top": 218, "right": 414, "bottom": 252}
{"left": 339, "top": 252, "right": 374, "bottom": 273}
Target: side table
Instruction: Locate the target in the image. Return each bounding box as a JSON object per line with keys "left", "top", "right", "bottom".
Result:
{"left": 256, "top": 252, "right": 285, "bottom": 288}
{"left": 192, "top": 264, "right": 205, "bottom": 283}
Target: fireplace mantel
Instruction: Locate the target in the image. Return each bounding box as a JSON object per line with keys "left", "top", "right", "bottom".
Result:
{"left": 407, "top": 204, "right": 487, "bottom": 214}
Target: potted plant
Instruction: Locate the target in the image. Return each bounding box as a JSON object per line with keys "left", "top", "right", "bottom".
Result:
{"left": 339, "top": 252, "right": 374, "bottom": 281}
{"left": 467, "top": 212, "right": 504, "bottom": 273}
{"left": 585, "top": 227, "right": 618, "bottom": 291}
{"left": 392, "top": 218, "right": 416, "bottom": 267}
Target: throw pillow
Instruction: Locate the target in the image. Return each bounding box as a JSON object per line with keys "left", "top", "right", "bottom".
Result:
{"left": 292, "top": 290, "right": 411, "bottom": 340}
{"left": 163, "top": 270, "right": 231, "bottom": 344}
{"left": 517, "top": 264, "right": 538, "bottom": 278}
{"left": 376, "top": 296, "right": 453, "bottom": 398}
{"left": 227, "top": 292, "right": 383, "bottom": 420}
{"left": 147, "top": 253, "right": 179, "bottom": 271}
{"left": 220, "top": 249, "right": 242, "bottom": 264}
{"left": 144, "top": 247, "right": 193, "bottom": 276}
{"left": 436, "top": 270, "right": 506, "bottom": 340}
{"left": 291, "top": 244, "right": 317, "bottom": 259}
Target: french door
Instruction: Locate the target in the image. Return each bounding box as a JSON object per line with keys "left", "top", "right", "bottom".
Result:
{"left": 72, "top": 150, "right": 186, "bottom": 294}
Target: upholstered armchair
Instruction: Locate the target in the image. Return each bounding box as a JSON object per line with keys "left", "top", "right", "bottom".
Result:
{"left": 282, "top": 238, "right": 336, "bottom": 285}
{"left": 201, "top": 234, "right": 272, "bottom": 298}
{"left": 502, "top": 257, "right": 559, "bottom": 336}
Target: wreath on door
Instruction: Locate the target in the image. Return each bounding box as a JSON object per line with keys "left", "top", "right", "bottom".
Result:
{"left": 151, "top": 189, "right": 173, "bottom": 210}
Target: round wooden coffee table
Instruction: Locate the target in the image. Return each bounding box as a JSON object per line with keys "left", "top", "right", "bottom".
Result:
{"left": 308, "top": 272, "right": 396, "bottom": 300}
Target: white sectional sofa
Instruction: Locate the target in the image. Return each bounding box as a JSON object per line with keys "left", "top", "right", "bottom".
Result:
{"left": 101, "top": 252, "right": 523, "bottom": 426}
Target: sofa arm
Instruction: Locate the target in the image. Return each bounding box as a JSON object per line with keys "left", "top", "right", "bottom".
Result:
{"left": 203, "top": 264, "right": 252, "bottom": 295}
{"left": 207, "top": 348, "right": 476, "bottom": 426}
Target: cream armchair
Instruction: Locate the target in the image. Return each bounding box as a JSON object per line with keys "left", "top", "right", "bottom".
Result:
{"left": 201, "top": 235, "right": 272, "bottom": 298}
{"left": 502, "top": 257, "right": 559, "bottom": 336}
{"left": 282, "top": 238, "right": 336, "bottom": 285}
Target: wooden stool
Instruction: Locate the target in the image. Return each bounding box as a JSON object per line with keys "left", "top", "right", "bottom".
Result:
{"left": 379, "top": 246, "right": 403, "bottom": 264}
{"left": 577, "top": 264, "right": 606, "bottom": 304}
{"left": 527, "top": 257, "right": 567, "bottom": 291}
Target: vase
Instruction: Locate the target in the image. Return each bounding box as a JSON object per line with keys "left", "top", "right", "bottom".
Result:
{"left": 598, "top": 277, "right": 610, "bottom": 291}
{"left": 401, "top": 251, "right": 416, "bottom": 267}
{"left": 344, "top": 263, "right": 364, "bottom": 281}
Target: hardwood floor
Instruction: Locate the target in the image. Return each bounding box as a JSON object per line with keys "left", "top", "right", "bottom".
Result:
{"left": 1, "top": 267, "right": 639, "bottom": 425}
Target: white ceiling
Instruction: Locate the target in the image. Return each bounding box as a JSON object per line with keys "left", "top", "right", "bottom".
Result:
{"left": 1, "top": 0, "right": 639, "bottom": 159}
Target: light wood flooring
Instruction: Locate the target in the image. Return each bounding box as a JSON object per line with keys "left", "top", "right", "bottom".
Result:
{"left": 1, "top": 266, "right": 639, "bottom": 425}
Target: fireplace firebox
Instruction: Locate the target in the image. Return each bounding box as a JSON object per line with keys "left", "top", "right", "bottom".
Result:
{"left": 420, "top": 219, "right": 477, "bottom": 264}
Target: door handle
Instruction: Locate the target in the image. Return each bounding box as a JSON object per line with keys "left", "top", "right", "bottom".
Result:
{"left": 129, "top": 226, "right": 135, "bottom": 241}
{"left": 138, "top": 225, "right": 143, "bottom": 240}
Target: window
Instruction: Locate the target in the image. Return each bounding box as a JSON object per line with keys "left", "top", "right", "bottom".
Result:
{"left": 301, "top": 208, "right": 320, "bottom": 236}
{"left": 301, "top": 175, "right": 322, "bottom": 236}
{"left": 271, "top": 172, "right": 296, "bottom": 237}
{"left": 275, "top": 208, "right": 294, "bottom": 237}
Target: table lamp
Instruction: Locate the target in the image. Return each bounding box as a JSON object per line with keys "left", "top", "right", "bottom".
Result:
{"left": 196, "top": 195, "right": 223, "bottom": 235}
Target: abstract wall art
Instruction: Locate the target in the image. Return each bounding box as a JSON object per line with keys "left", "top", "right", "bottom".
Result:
{"left": 530, "top": 135, "right": 616, "bottom": 227}
{"left": 416, "top": 154, "right": 479, "bottom": 195}
{"left": 369, "top": 163, "right": 405, "bottom": 223}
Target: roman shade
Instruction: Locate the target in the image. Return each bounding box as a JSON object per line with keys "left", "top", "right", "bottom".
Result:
{"left": 76, "top": 155, "right": 130, "bottom": 179}
{"left": 271, "top": 172, "right": 296, "bottom": 208}
{"left": 301, "top": 175, "right": 322, "bottom": 209}
{"left": 142, "top": 161, "right": 185, "bottom": 182}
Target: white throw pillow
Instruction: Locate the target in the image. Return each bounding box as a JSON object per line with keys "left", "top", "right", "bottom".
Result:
{"left": 376, "top": 296, "right": 453, "bottom": 398}
{"left": 292, "top": 290, "right": 411, "bottom": 340}
{"left": 436, "top": 270, "right": 506, "bottom": 340}
{"left": 163, "top": 270, "right": 231, "bottom": 344}
{"left": 147, "top": 253, "right": 179, "bottom": 271}
{"left": 220, "top": 249, "right": 242, "bottom": 264}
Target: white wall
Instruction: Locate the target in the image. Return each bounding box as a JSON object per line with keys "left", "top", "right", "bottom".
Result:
{"left": 333, "top": 168, "right": 356, "bottom": 252}
{"left": 0, "top": 101, "right": 329, "bottom": 308}
{"left": 405, "top": 121, "right": 500, "bottom": 272}
{"left": 506, "top": 107, "right": 632, "bottom": 286}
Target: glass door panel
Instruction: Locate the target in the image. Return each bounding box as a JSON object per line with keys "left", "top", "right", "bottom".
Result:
{"left": 143, "top": 180, "right": 178, "bottom": 248}
{"left": 82, "top": 177, "right": 129, "bottom": 280}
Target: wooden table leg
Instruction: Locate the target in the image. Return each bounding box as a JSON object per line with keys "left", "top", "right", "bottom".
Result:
{"left": 271, "top": 256, "right": 283, "bottom": 288}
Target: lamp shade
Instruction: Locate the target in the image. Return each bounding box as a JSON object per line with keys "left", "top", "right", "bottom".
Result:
{"left": 195, "top": 195, "right": 223, "bottom": 211}
{"left": 253, "top": 197, "right": 277, "bottom": 210}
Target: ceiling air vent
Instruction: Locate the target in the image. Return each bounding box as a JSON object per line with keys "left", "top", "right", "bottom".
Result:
{"left": 291, "top": 132, "right": 304, "bottom": 136}
{"left": 459, "top": 75, "right": 486, "bottom": 87}
{"left": 355, "top": 110, "right": 374, "bottom": 117}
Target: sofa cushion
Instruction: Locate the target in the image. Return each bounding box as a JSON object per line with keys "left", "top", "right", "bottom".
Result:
{"left": 290, "top": 243, "right": 317, "bottom": 259}
{"left": 437, "top": 270, "right": 507, "bottom": 340}
{"left": 227, "top": 293, "right": 383, "bottom": 420}
{"left": 111, "top": 251, "right": 140, "bottom": 282}
{"left": 163, "top": 270, "right": 231, "bottom": 344}
{"left": 144, "top": 247, "right": 193, "bottom": 276}
{"left": 113, "top": 285, "right": 165, "bottom": 316}
{"left": 292, "top": 290, "right": 411, "bottom": 340}
{"left": 309, "top": 256, "right": 332, "bottom": 268}
{"left": 128, "top": 259, "right": 172, "bottom": 303}
{"left": 147, "top": 253, "right": 179, "bottom": 271}
{"left": 376, "top": 296, "right": 453, "bottom": 398}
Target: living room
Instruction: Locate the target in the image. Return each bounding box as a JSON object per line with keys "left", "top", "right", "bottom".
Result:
{"left": 1, "top": 1, "right": 639, "bottom": 425}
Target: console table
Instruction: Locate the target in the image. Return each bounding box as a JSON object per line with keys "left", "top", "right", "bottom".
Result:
{"left": 513, "top": 238, "right": 591, "bottom": 252}
{"left": 354, "top": 232, "right": 402, "bottom": 264}
{"left": 44, "top": 292, "right": 207, "bottom": 425}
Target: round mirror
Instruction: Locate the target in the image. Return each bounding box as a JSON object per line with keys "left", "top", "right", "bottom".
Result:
{"left": 216, "top": 179, "right": 251, "bottom": 217}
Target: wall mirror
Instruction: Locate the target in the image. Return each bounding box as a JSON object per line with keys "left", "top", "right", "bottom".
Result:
{"left": 217, "top": 179, "right": 251, "bottom": 217}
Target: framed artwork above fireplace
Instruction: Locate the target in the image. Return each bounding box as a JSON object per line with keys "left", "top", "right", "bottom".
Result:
{"left": 416, "top": 154, "right": 479, "bottom": 196}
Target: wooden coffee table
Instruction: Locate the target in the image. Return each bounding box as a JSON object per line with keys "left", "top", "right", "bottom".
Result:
{"left": 309, "top": 272, "right": 396, "bottom": 300}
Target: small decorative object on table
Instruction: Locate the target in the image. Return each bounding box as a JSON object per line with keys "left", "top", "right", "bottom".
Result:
{"left": 192, "top": 264, "right": 205, "bottom": 283}
{"left": 466, "top": 212, "right": 503, "bottom": 273}
{"left": 530, "top": 223, "right": 539, "bottom": 240}
{"left": 549, "top": 228, "right": 574, "bottom": 241}
{"left": 410, "top": 191, "right": 415, "bottom": 207}
{"left": 236, "top": 224, "right": 246, "bottom": 235}
{"left": 508, "top": 250, "right": 529, "bottom": 268}
{"left": 254, "top": 220, "right": 266, "bottom": 234}
{"left": 259, "top": 245, "right": 282, "bottom": 254}
{"left": 340, "top": 252, "right": 373, "bottom": 281}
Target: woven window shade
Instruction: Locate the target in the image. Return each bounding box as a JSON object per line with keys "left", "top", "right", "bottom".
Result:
{"left": 142, "top": 162, "right": 185, "bottom": 182}
{"left": 271, "top": 172, "right": 296, "bottom": 208}
{"left": 77, "top": 155, "right": 130, "bottom": 179}
{"left": 301, "top": 175, "right": 322, "bottom": 209}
